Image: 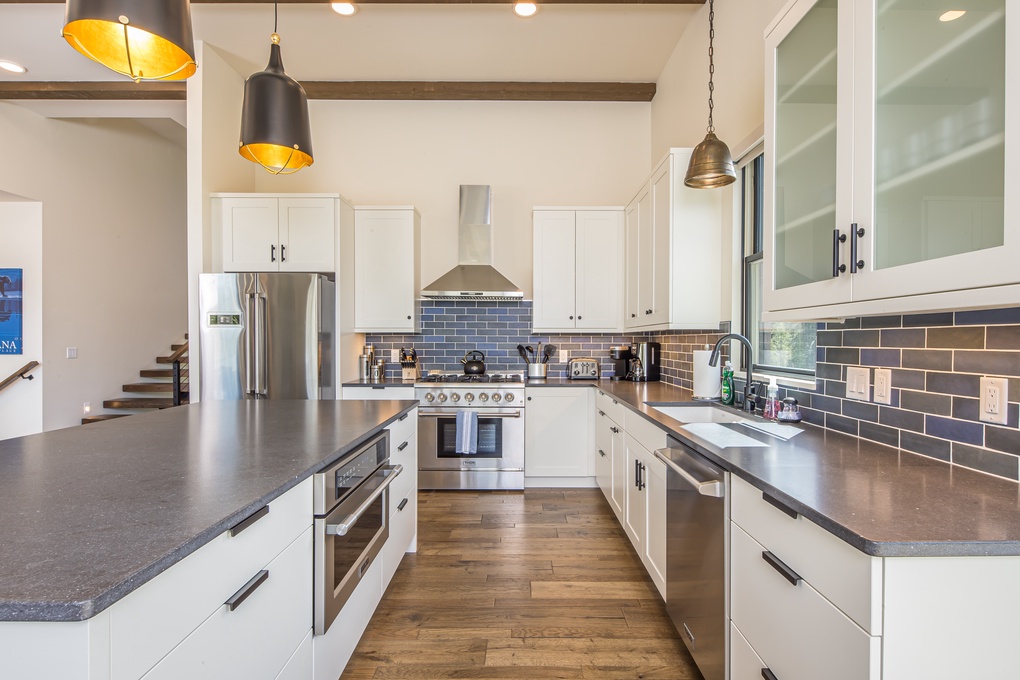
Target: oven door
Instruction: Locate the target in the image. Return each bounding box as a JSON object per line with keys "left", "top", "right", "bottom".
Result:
{"left": 314, "top": 463, "right": 402, "bottom": 635}
{"left": 417, "top": 407, "right": 524, "bottom": 472}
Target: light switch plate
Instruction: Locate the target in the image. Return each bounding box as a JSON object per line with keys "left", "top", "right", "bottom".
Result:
{"left": 846, "top": 366, "right": 870, "bottom": 401}
{"left": 874, "top": 368, "right": 892, "bottom": 405}
{"left": 66, "top": 347, "right": 77, "bottom": 359}
{"left": 980, "top": 376, "right": 1008, "bottom": 425}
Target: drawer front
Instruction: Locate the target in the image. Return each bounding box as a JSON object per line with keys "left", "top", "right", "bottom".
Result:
{"left": 626, "top": 412, "right": 668, "bottom": 455}
{"left": 389, "top": 436, "right": 417, "bottom": 505}
{"left": 142, "top": 527, "right": 314, "bottom": 680}
{"left": 730, "top": 475, "right": 881, "bottom": 634}
{"left": 731, "top": 524, "right": 879, "bottom": 680}
{"left": 111, "top": 478, "right": 313, "bottom": 680}
{"left": 388, "top": 409, "right": 417, "bottom": 455}
{"left": 730, "top": 621, "right": 767, "bottom": 680}
{"left": 275, "top": 629, "right": 312, "bottom": 680}
{"left": 596, "top": 389, "right": 628, "bottom": 426}
{"left": 383, "top": 485, "right": 418, "bottom": 587}
{"left": 312, "top": 555, "right": 383, "bottom": 680}
{"left": 343, "top": 386, "right": 416, "bottom": 401}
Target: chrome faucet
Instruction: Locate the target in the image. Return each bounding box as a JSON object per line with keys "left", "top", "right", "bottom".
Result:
{"left": 708, "top": 333, "right": 755, "bottom": 413}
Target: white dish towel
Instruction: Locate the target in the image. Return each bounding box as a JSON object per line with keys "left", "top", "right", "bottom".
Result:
{"left": 455, "top": 410, "right": 478, "bottom": 454}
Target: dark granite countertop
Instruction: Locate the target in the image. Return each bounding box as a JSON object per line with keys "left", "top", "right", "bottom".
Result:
{"left": 0, "top": 399, "right": 416, "bottom": 623}
{"left": 528, "top": 379, "right": 1020, "bottom": 558}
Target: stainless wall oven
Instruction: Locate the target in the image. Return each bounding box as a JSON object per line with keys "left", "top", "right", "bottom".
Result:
{"left": 313, "top": 431, "right": 403, "bottom": 635}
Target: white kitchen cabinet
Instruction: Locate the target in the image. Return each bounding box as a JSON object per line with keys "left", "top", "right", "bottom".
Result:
{"left": 354, "top": 208, "right": 420, "bottom": 333}
{"left": 219, "top": 195, "right": 336, "bottom": 273}
{"left": 625, "top": 149, "right": 723, "bottom": 331}
{"left": 524, "top": 387, "right": 594, "bottom": 484}
{"left": 764, "top": 0, "right": 1019, "bottom": 320}
{"left": 532, "top": 208, "right": 624, "bottom": 332}
{"left": 594, "top": 397, "right": 626, "bottom": 521}
{"left": 623, "top": 434, "right": 666, "bottom": 598}
{"left": 342, "top": 385, "right": 416, "bottom": 401}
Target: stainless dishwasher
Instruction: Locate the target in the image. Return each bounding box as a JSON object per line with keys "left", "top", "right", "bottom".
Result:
{"left": 654, "top": 436, "right": 726, "bottom": 680}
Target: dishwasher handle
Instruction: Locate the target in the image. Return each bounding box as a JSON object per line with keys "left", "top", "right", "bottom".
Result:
{"left": 654, "top": 449, "right": 724, "bottom": 498}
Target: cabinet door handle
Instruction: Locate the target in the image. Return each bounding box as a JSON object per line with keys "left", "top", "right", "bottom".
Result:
{"left": 407, "top": 315, "right": 412, "bottom": 320}
{"left": 398, "top": 440, "right": 409, "bottom": 451}
{"left": 761, "top": 550, "right": 802, "bottom": 586}
{"left": 569, "top": 315, "right": 574, "bottom": 320}
{"left": 762, "top": 491, "right": 799, "bottom": 519}
{"left": 225, "top": 569, "right": 269, "bottom": 611}
{"left": 577, "top": 315, "right": 582, "bottom": 320}
{"left": 832, "top": 229, "right": 847, "bottom": 277}
{"left": 762, "top": 669, "right": 780, "bottom": 680}
{"left": 598, "top": 410, "right": 606, "bottom": 417}
{"left": 280, "top": 244, "right": 286, "bottom": 262}
{"left": 850, "top": 223, "right": 865, "bottom": 273}
{"left": 610, "top": 426, "right": 620, "bottom": 433}
{"left": 270, "top": 244, "right": 276, "bottom": 263}
{"left": 599, "top": 449, "right": 607, "bottom": 457}
{"left": 229, "top": 505, "right": 269, "bottom": 537}
{"left": 399, "top": 413, "right": 409, "bottom": 421}
{"left": 631, "top": 313, "right": 636, "bottom": 318}
{"left": 397, "top": 497, "right": 409, "bottom": 511}
{"left": 638, "top": 462, "right": 646, "bottom": 490}
{"left": 635, "top": 459, "right": 641, "bottom": 488}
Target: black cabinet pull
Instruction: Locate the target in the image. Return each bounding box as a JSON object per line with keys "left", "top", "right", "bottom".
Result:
{"left": 762, "top": 551, "right": 802, "bottom": 586}
{"left": 850, "top": 223, "right": 865, "bottom": 273}
{"left": 270, "top": 244, "right": 276, "bottom": 262}
{"left": 399, "top": 413, "right": 409, "bottom": 421}
{"left": 397, "top": 497, "right": 408, "bottom": 511}
{"left": 638, "top": 462, "right": 646, "bottom": 490}
{"left": 599, "top": 449, "right": 607, "bottom": 457}
{"left": 407, "top": 315, "right": 412, "bottom": 320}
{"left": 569, "top": 315, "right": 574, "bottom": 320}
{"left": 762, "top": 491, "right": 799, "bottom": 519}
{"left": 762, "top": 669, "right": 779, "bottom": 680}
{"left": 631, "top": 313, "right": 636, "bottom": 318}
{"left": 372, "top": 385, "right": 385, "bottom": 389}
{"left": 229, "top": 505, "right": 269, "bottom": 537}
{"left": 280, "top": 244, "right": 286, "bottom": 262}
{"left": 598, "top": 410, "right": 605, "bottom": 417}
{"left": 225, "top": 570, "right": 269, "bottom": 611}
{"left": 577, "top": 316, "right": 582, "bottom": 320}
{"left": 635, "top": 459, "right": 641, "bottom": 488}
{"left": 527, "top": 396, "right": 532, "bottom": 401}
{"left": 610, "top": 426, "right": 620, "bottom": 433}
{"left": 832, "top": 229, "right": 847, "bottom": 277}
{"left": 398, "top": 441, "right": 409, "bottom": 451}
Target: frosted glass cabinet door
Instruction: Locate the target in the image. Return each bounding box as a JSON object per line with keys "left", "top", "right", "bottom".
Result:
{"left": 851, "top": 0, "right": 1018, "bottom": 301}
{"left": 764, "top": 0, "right": 854, "bottom": 311}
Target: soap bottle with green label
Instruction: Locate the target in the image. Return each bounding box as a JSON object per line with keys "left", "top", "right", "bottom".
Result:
{"left": 721, "top": 362, "right": 734, "bottom": 405}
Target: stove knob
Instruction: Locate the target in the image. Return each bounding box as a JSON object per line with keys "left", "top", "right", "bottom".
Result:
{"left": 492, "top": 393, "right": 502, "bottom": 402}
{"left": 479, "top": 393, "right": 489, "bottom": 402}
{"left": 438, "top": 393, "right": 448, "bottom": 403}
{"left": 424, "top": 393, "right": 435, "bottom": 403}
{"left": 465, "top": 393, "right": 475, "bottom": 402}
{"left": 504, "top": 393, "right": 515, "bottom": 403}
{"left": 451, "top": 393, "right": 461, "bottom": 402}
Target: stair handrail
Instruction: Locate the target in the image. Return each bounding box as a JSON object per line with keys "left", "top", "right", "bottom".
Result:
{"left": 0, "top": 361, "right": 40, "bottom": 395}
{"left": 171, "top": 341, "right": 189, "bottom": 407}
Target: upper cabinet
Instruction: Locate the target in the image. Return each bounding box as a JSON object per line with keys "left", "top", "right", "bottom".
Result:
{"left": 354, "top": 207, "right": 420, "bottom": 333}
{"left": 220, "top": 195, "right": 337, "bottom": 273}
{"left": 625, "top": 149, "right": 724, "bottom": 332}
{"left": 533, "top": 208, "right": 624, "bottom": 333}
{"left": 764, "top": 0, "right": 1016, "bottom": 320}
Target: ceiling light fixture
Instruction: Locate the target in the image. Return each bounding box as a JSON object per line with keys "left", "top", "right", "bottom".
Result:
{"left": 62, "top": 0, "right": 197, "bottom": 82}
{"left": 939, "top": 10, "right": 966, "bottom": 21}
{"left": 513, "top": 2, "right": 538, "bottom": 18}
{"left": 0, "top": 60, "right": 27, "bottom": 74}
{"left": 331, "top": 2, "right": 359, "bottom": 16}
{"left": 684, "top": 0, "right": 736, "bottom": 189}
{"left": 239, "top": 2, "right": 314, "bottom": 175}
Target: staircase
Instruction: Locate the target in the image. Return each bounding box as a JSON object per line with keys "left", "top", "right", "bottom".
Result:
{"left": 82, "top": 337, "right": 189, "bottom": 424}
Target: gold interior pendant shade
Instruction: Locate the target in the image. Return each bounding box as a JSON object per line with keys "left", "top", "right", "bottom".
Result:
{"left": 62, "top": 0, "right": 197, "bottom": 82}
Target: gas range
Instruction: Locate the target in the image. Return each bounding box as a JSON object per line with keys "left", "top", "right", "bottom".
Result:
{"left": 415, "top": 373, "right": 525, "bottom": 407}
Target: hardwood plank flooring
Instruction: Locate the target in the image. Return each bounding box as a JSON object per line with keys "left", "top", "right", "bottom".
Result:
{"left": 341, "top": 489, "right": 699, "bottom": 680}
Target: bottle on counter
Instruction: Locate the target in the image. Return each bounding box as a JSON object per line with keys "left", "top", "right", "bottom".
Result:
{"left": 764, "top": 376, "right": 780, "bottom": 420}
{"left": 721, "top": 362, "right": 734, "bottom": 405}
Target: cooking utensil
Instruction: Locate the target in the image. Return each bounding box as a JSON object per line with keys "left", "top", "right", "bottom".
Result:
{"left": 525, "top": 345, "right": 535, "bottom": 363}
{"left": 536, "top": 342, "right": 542, "bottom": 365}
{"left": 517, "top": 344, "right": 530, "bottom": 364}
{"left": 543, "top": 344, "right": 555, "bottom": 364}
{"left": 461, "top": 350, "right": 486, "bottom": 375}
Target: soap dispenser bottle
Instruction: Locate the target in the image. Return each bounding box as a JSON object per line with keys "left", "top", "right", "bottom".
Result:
{"left": 764, "top": 377, "right": 780, "bottom": 420}
{"left": 721, "top": 362, "right": 734, "bottom": 405}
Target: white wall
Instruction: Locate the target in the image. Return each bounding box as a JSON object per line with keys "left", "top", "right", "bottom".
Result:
{"left": 0, "top": 200, "right": 43, "bottom": 439}
{"left": 249, "top": 99, "right": 652, "bottom": 298}
{"left": 0, "top": 103, "right": 187, "bottom": 430}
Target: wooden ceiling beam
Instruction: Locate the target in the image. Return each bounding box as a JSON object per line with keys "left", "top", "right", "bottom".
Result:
{"left": 0, "top": 81, "right": 655, "bottom": 102}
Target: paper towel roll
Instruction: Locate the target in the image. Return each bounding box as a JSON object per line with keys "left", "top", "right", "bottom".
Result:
{"left": 693, "top": 349, "right": 721, "bottom": 400}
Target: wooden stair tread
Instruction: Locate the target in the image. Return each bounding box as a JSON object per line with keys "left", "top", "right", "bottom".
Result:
{"left": 123, "top": 383, "right": 175, "bottom": 393}
{"left": 139, "top": 369, "right": 180, "bottom": 378}
{"left": 156, "top": 355, "right": 189, "bottom": 364}
{"left": 81, "top": 414, "right": 130, "bottom": 424}
{"left": 103, "top": 398, "right": 186, "bottom": 410}
{"left": 171, "top": 343, "right": 186, "bottom": 351}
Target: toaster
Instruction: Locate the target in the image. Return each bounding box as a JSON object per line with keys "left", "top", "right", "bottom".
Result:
{"left": 567, "top": 357, "right": 600, "bottom": 380}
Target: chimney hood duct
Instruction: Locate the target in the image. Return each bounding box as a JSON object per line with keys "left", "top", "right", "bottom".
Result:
{"left": 421, "top": 185, "right": 524, "bottom": 301}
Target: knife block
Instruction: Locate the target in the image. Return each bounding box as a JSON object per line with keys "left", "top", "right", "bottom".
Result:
{"left": 402, "top": 364, "right": 422, "bottom": 381}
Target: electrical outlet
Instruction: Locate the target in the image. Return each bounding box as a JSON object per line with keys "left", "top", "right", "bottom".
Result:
{"left": 66, "top": 347, "right": 77, "bottom": 359}
{"left": 874, "top": 368, "right": 892, "bottom": 405}
{"left": 83, "top": 402, "right": 91, "bottom": 415}
{"left": 391, "top": 349, "right": 399, "bottom": 363}
{"left": 845, "top": 366, "right": 871, "bottom": 401}
{"left": 980, "top": 376, "right": 1008, "bottom": 425}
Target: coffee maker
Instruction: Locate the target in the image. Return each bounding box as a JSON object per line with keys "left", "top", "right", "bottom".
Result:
{"left": 628, "top": 342, "right": 661, "bottom": 382}
{"left": 609, "top": 346, "right": 632, "bottom": 381}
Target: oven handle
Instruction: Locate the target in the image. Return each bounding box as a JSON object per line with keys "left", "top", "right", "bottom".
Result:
{"left": 325, "top": 464, "right": 403, "bottom": 537}
{"left": 418, "top": 411, "right": 521, "bottom": 418}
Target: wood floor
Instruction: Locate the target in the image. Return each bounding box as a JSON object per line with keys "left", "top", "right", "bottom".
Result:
{"left": 341, "top": 488, "right": 700, "bottom": 679}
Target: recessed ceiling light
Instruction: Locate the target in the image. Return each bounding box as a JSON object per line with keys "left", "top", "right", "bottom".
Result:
{"left": 331, "top": 2, "right": 358, "bottom": 16}
{"left": 940, "top": 10, "right": 966, "bottom": 21}
{"left": 514, "top": 2, "right": 538, "bottom": 18}
{"left": 0, "top": 60, "right": 27, "bottom": 74}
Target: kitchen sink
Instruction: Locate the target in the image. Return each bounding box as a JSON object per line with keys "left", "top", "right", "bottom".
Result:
{"left": 648, "top": 403, "right": 752, "bottom": 425}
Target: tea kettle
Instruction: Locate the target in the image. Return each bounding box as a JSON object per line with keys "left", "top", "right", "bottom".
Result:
{"left": 461, "top": 350, "right": 486, "bottom": 375}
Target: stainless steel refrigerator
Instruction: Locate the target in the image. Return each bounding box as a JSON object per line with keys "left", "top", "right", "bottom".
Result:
{"left": 199, "top": 273, "right": 335, "bottom": 400}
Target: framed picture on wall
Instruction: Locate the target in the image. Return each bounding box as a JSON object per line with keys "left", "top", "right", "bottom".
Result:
{"left": 0, "top": 268, "right": 23, "bottom": 355}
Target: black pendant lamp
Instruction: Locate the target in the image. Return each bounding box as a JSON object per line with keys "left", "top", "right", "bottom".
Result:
{"left": 685, "top": 0, "right": 736, "bottom": 189}
{"left": 239, "top": 3, "right": 314, "bottom": 175}
{"left": 62, "top": 0, "right": 197, "bottom": 82}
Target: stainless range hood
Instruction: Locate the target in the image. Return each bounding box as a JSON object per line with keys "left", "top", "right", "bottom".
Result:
{"left": 421, "top": 185, "right": 524, "bottom": 301}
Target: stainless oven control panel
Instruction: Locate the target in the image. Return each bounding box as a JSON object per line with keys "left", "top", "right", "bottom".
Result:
{"left": 567, "top": 358, "right": 600, "bottom": 380}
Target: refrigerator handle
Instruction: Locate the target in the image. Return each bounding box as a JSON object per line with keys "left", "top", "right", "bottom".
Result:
{"left": 245, "top": 293, "right": 256, "bottom": 396}
{"left": 256, "top": 293, "right": 268, "bottom": 396}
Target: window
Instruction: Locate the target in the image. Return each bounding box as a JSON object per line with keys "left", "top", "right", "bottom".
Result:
{"left": 741, "top": 151, "right": 817, "bottom": 378}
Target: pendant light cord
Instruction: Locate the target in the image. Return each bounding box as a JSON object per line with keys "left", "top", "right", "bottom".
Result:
{"left": 274, "top": 2, "right": 279, "bottom": 33}
{"left": 707, "top": 0, "right": 716, "bottom": 134}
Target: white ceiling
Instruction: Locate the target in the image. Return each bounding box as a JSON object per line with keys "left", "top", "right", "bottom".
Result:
{"left": 0, "top": 3, "right": 698, "bottom": 83}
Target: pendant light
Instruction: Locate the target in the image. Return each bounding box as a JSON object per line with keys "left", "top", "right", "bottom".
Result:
{"left": 62, "top": 0, "right": 197, "bottom": 82}
{"left": 684, "top": 0, "right": 736, "bottom": 189}
{"left": 238, "top": 3, "right": 314, "bottom": 175}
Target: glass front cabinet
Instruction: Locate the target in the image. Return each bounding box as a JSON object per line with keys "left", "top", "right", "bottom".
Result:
{"left": 764, "top": 0, "right": 1017, "bottom": 319}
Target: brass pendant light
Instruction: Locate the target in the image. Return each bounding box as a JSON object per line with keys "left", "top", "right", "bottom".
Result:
{"left": 685, "top": 0, "right": 736, "bottom": 189}
{"left": 238, "top": 3, "right": 314, "bottom": 175}
{"left": 62, "top": 0, "right": 197, "bottom": 82}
